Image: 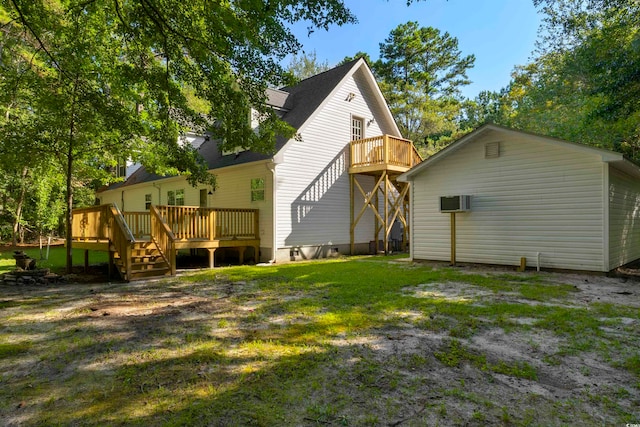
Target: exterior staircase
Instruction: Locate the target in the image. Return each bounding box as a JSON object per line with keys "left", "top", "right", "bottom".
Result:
{"left": 113, "top": 240, "right": 171, "bottom": 281}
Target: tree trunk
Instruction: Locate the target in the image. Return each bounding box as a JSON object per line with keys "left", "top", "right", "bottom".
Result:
{"left": 65, "top": 81, "right": 77, "bottom": 274}
{"left": 12, "top": 166, "right": 29, "bottom": 246}
{"left": 65, "top": 148, "right": 73, "bottom": 274}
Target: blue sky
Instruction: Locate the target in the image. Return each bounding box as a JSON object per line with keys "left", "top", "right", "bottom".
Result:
{"left": 287, "top": 0, "right": 543, "bottom": 99}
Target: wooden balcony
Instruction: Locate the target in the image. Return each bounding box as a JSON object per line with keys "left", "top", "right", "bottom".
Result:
{"left": 349, "top": 134, "right": 422, "bottom": 176}
{"left": 70, "top": 204, "right": 260, "bottom": 280}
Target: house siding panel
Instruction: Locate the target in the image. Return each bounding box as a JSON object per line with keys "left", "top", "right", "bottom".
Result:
{"left": 609, "top": 167, "right": 640, "bottom": 269}
{"left": 275, "top": 68, "right": 398, "bottom": 252}
{"left": 99, "top": 161, "right": 274, "bottom": 261}
{"left": 411, "top": 131, "right": 606, "bottom": 271}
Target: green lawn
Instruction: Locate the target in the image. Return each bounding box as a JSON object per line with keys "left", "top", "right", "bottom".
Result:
{"left": 0, "top": 246, "right": 108, "bottom": 274}
{"left": 0, "top": 256, "right": 638, "bottom": 426}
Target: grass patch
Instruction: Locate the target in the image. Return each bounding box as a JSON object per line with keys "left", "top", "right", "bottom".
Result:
{"left": 0, "top": 246, "right": 108, "bottom": 274}
{"left": 435, "top": 339, "right": 538, "bottom": 380}
{"left": 0, "top": 342, "right": 32, "bottom": 357}
{"left": 0, "top": 255, "right": 637, "bottom": 425}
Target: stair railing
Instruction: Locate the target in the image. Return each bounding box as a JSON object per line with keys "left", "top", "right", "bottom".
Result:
{"left": 108, "top": 203, "right": 136, "bottom": 280}
{"left": 150, "top": 205, "right": 176, "bottom": 275}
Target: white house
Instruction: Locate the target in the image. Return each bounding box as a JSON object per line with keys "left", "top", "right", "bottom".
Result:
{"left": 96, "top": 58, "right": 417, "bottom": 266}
{"left": 398, "top": 124, "right": 640, "bottom": 272}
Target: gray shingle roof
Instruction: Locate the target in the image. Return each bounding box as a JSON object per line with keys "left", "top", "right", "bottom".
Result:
{"left": 102, "top": 59, "right": 361, "bottom": 191}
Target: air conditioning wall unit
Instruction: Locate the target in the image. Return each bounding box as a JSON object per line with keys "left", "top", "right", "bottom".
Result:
{"left": 440, "top": 195, "right": 471, "bottom": 213}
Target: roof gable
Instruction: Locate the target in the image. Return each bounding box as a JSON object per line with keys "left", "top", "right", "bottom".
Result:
{"left": 101, "top": 59, "right": 399, "bottom": 192}
{"left": 399, "top": 124, "right": 633, "bottom": 181}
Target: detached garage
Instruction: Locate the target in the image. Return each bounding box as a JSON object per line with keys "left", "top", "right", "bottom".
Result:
{"left": 398, "top": 124, "right": 640, "bottom": 272}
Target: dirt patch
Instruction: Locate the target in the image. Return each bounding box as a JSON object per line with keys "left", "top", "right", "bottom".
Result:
{"left": 1, "top": 266, "right": 638, "bottom": 426}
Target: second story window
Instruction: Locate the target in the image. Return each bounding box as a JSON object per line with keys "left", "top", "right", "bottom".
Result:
{"left": 351, "top": 117, "right": 363, "bottom": 141}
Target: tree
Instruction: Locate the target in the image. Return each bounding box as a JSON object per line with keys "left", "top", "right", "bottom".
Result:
{"left": 503, "top": 0, "right": 640, "bottom": 159}
{"left": 287, "top": 50, "right": 330, "bottom": 81}
{"left": 458, "top": 89, "right": 513, "bottom": 130}
{"left": 0, "top": 0, "right": 358, "bottom": 271}
{"left": 372, "top": 22, "right": 475, "bottom": 146}
{"left": 339, "top": 51, "right": 373, "bottom": 66}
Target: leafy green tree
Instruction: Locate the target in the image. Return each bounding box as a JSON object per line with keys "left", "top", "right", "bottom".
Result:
{"left": 339, "top": 51, "right": 373, "bottom": 66}
{"left": 287, "top": 50, "right": 330, "bottom": 81}
{"left": 373, "top": 22, "right": 475, "bottom": 146}
{"left": 458, "top": 89, "right": 513, "bottom": 130}
{"left": 0, "top": 0, "right": 358, "bottom": 271}
{"left": 504, "top": 0, "right": 640, "bottom": 159}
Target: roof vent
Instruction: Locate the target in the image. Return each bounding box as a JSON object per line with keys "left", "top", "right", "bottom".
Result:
{"left": 485, "top": 141, "right": 500, "bottom": 159}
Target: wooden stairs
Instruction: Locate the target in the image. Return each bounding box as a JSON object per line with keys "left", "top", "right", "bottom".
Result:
{"left": 113, "top": 240, "right": 171, "bottom": 281}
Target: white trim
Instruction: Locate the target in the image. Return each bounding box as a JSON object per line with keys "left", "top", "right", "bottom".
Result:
{"left": 409, "top": 181, "right": 414, "bottom": 261}
{"left": 277, "top": 58, "right": 402, "bottom": 160}
{"left": 351, "top": 115, "right": 365, "bottom": 141}
{"left": 603, "top": 162, "right": 610, "bottom": 271}
{"left": 398, "top": 124, "right": 625, "bottom": 182}
{"left": 269, "top": 161, "right": 278, "bottom": 263}
{"left": 358, "top": 60, "right": 402, "bottom": 137}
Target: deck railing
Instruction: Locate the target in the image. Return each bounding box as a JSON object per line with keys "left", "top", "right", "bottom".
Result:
{"left": 350, "top": 134, "right": 421, "bottom": 169}
{"left": 72, "top": 204, "right": 111, "bottom": 240}
{"left": 72, "top": 203, "right": 134, "bottom": 279}
{"left": 155, "top": 205, "right": 259, "bottom": 241}
{"left": 123, "top": 211, "right": 151, "bottom": 238}
{"left": 150, "top": 205, "right": 176, "bottom": 275}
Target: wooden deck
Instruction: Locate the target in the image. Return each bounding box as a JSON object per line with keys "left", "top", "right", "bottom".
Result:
{"left": 71, "top": 204, "right": 260, "bottom": 280}
{"left": 349, "top": 134, "right": 422, "bottom": 176}
{"left": 349, "top": 134, "right": 421, "bottom": 255}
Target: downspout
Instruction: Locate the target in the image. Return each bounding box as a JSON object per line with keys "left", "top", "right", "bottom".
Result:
{"left": 152, "top": 182, "right": 161, "bottom": 205}
{"left": 267, "top": 161, "right": 278, "bottom": 263}
{"left": 121, "top": 191, "right": 125, "bottom": 211}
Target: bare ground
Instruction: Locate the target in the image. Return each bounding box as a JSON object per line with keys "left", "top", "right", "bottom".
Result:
{"left": 1, "top": 264, "right": 639, "bottom": 426}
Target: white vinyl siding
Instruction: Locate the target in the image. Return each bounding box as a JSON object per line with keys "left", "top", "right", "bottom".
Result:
{"left": 275, "top": 68, "right": 398, "bottom": 249}
{"left": 411, "top": 131, "right": 606, "bottom": 271}
{"left": 608, "top": 167, "right": 640, "bottom": 269}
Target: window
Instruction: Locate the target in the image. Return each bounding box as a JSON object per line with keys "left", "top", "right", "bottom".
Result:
{"left": 175, "top": 189, "right": 185, "bottom": 206}
{"left": 351, "top": 117, "right": 364, "bottom": 141}
{"left": 199, "top": 189, "right": 208, "bottom": 207}
{"left": 145, "top": 194, "right": 152, "bottom": 210}
{"left": 167, "top": 189, "right": 184, "bottom": 206}
{"left": 251, "top": 178, "right": 265, "bottom": 202}
{"left": 116, "top": 159, "right": 127, "bottom": 178}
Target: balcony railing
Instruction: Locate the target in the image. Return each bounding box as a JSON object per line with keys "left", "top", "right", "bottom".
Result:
{"left": 350, "top": 134, "right": 421, "bottom": 172}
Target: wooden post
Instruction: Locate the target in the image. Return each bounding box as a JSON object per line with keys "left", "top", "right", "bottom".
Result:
{"left": 350, "top": 174, "right": 355, "bottom": 255}
{"left": 383, "top": 134, "right": 389, "bottom": 164}
{"left": 208, "top": 209, "right": 215, "bottom": 240}
{"left": 450, "top": 212, "right": 456, "bottom": 266}
{"left": 207, "top": 248, "right": 216, "bottom": 269}
{"left": 125, "top": 245, "right": 132, "bottom": 281}
{"left": 374, "top": 181, "right": 379, "bottom": 250}
{"left": 253, "top": 209, "right": 259, "bottom": 240}
{"left": 383, "top": 174, "right": 389, "bottom": 255}
{"left": 108, "top": 250, "right": 114, "bottom": 279}
{"left": 170, "top": 245, "right": 176, "bottom": 275}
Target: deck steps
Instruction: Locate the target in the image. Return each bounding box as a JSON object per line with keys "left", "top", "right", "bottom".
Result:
{"left": 113, "top": 241, "right": 171, "bottom": 281}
